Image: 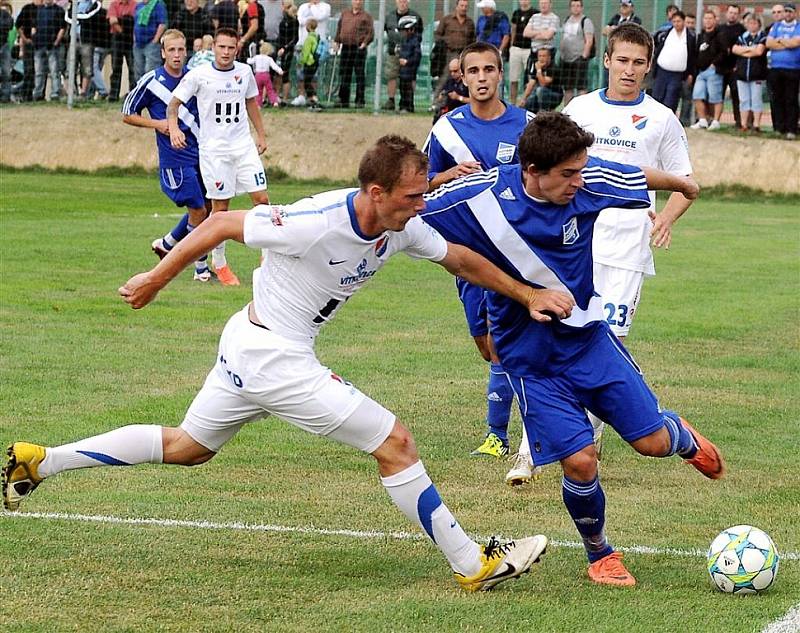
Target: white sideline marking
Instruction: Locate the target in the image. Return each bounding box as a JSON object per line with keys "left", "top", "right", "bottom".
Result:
{"left": 761, "top": 604, "right": 800, "bottom": 633}
{"left": 3, "top": 511, "right": 799, "bottom": 561}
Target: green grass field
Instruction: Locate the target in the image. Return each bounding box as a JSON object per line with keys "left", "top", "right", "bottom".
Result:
{"left": 1, "top": 170, "right": 798, "bottom": 633}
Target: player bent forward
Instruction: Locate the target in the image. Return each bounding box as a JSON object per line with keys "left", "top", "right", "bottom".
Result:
{"left": 3, "top": 136, "right": 575, "bottom": 592}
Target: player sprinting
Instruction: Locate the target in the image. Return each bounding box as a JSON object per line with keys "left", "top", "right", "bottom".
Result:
{"left": 122, "top": 29, "right": 212, "bottom": 282}
{"left": 506, "top": 23, "right": 696, "bottom": 485}
{"left": 167, "top": 27, "right": 269, "bottom": 287}
{"left": 421, "top": 112, "right": 723, "bottom": 587}
{"left": 423, "top": 42, "right": 537, "bottom": 466}
{"left": 4, "top": 135, "right": 576, "bottom": 592}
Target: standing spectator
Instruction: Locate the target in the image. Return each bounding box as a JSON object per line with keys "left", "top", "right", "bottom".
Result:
{"left": 523, "top": 0, "right": 559, "bottom": 54}
{"left": 652, "top": 9, "right": 695, "bottom": 113}
{"left": 560, "top": 0, "right": 594, "bottom": 105}
{"left": 518, "top": 45, "right": 562, "bottom": 112}
{"left": 108, "top": 0, "right": 136, "bottom": 100}
{"left": 297, "top": 15, "right": 320, "bottom": 107}
{"left": 32, "top": 0, "right": 65, "bottom": 100}
{"left": 275, "top": 0, "right": 298, "bottom": 105}
{"left": 239, "top": 0, "right": 265, "bottom": 60}
{"left": 261, "top": 0, "right": 282, "bottom": 47}
{"left": 396, "top": 13, "right": 419, "bottom": 113}
{"left": 208, "top": 0, "right": 238, "bottom": 31}
{"left": 718, "top": 4, "right": 746, "bottom": 129}
{"left": 691, "top": 10, "right": 726, "bottom": 129}
{"left": 382, "top": 0, "right": 422, "bottom": 112}
{"left": 85, "top": 1, "right": 109, "bottom": 98}
{"left": 603, "top": 0, "right": 641, "bottom": 37}
{"left": 64, "top": 0, "right": 102, "bottom": 98}
{"left": 678, "top": 12, "right": 697, "bottom": 125}
{"left": 475, "top": 1, "right": 510, "bottom": 55}
{"left": 508, "top": 0, "right": 535, "bottom": 105}
{"left": 248, "top": 40, "right": 282, "bottom": 106}
{"left": 655, "top": 4, "right": 679, "bottom": 33}
{"left": 172, "top": 0, "right": 210, "bottom": 53}
{"left": 432, "top": 0, "right": 475, "bottom": 96}
{"left": 0, "top": 0, "right": 13, "bottom": 102}
{"left": 133, "top": 0, "right": 166, "bottom": 81}
{"left": 766, "top": 2, "right": 800, "bottom": 138}
{"left": 291, "top": 0, "right": 329, "bottom": 106}
{"left": 733, "top": 13, "right": 768, "bottom": 133}
{"left": 332, "top": 0, "right": 372, "bottom": 109}
{"left": 15, "top": 0, "right": 41, "bottom": 101}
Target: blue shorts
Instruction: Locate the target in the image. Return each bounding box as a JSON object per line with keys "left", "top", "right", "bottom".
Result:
{"left": 160, "top": 165, "right": 206, "bottom": 209}
{"left": 507, "top": 322, "right": 665, "bottom": 466}
{"left": 456, "top": 277, "right": 488, "bottom": 337}
{"left": 692, "top": 66, "right": 724, "bottom": 104}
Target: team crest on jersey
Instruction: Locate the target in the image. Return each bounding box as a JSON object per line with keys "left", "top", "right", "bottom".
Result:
{"left": 215, "top": 181, "right": 225, "bottom": 191}
{"left": 609, "top": 126, "right": 621, "bottom": 137}
{"left": 234, "top": 74, "right": 243, "bottom": 85}
{"left": 269, "top": 206, "right": 284, "bottom": 226}
{"left": 496, "top": 142, "right": 515, "bottom": 164}
{"left": 632, "top": 114, "right": 648, "bottom": 130}
{"left": 374, "top": 236, "right": 389, "bottom": 257}
{"left": 562, "top": 217, "right": 579, "bottom": 245}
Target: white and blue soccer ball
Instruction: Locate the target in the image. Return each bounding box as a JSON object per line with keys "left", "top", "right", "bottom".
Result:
{"left": 707, "top": 525, "right": 780, "bottom": 594}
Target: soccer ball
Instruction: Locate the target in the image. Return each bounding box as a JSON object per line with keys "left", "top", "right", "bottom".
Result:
{"left": 707, "top": 525, "right": 780, "bottom": 594}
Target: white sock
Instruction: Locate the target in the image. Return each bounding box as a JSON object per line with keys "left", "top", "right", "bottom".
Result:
{"left": 212, "top": 242, "right": 227, "bottom": 269}
{"left": 163, "top": 233, "right": 177, "bottom": 248}
{"left": 588, "top": 411, "right": 605, "bottom": 441}
{"left": 38, "top": 425, "right": 164, "bottom": 478}
{"left": 381, "top": 461, "right": 481, "bottom": 576}
{"left": 519, "top": 422, "right": 531, "bottom": 459}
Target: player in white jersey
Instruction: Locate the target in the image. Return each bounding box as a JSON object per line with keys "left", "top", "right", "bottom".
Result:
{"left": 506, "top": 23, "right": 695, "bottom": 484}
{"left": 168, "top": 27, "right": 269, "bottom": 287}
{"left": 5, "top": 136, "right": 577, "bottom": 592}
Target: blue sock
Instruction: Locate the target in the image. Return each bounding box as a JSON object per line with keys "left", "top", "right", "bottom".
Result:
{"left": 662, "top": 410, "right": 698, "bottom": 458}
{"left": 562, "top": 474, "right": 613, "bottom": 563}
{"left": 486, "top": 362, "right": 512, "bottom": 442}
{"left": 168, "top": 213, "right": 190, "bottom": 245}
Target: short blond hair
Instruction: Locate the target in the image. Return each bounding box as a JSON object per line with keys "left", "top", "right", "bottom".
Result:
{"left": 160, "top": 28, "right": 186, "bottom": 48}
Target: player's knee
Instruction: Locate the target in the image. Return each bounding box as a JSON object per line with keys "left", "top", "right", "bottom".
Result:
{"left": 372, "top": 421, "right": 419, "bottom": 472}
{"left": 560, "top": 445, "right": 598, "bottom": 481}
{"left": 251, "top": 190, "right": 269, "bottom": 205}
{"left": 630, "top": 427, "right": 671, "bottom": 457}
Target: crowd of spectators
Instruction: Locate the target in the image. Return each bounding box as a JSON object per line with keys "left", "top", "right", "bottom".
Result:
{"left": 0, "top": 0, "right": 797, "bottom": 138}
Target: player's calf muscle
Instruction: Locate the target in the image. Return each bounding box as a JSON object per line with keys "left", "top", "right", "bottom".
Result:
{"left": 162, "top": 427, "right": 215, "bottom": 465}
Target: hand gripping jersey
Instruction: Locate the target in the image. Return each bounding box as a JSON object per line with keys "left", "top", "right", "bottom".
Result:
{"left": 563, "top": 89, "right": 692, "bottom": 275}
{"left": 420, "top": 158, "right": 650, "bottom": 376}
{"left": 122, "top": 66, "right": 201, "bottom": 168}
{"left": 172, "top": 61, "right": 259, "bottom": 154}
{"left": 243, "top": 189, "right": 449, "bottom": 342}
{"left": 423, "top": 103, "right": 534, "bottom": 181}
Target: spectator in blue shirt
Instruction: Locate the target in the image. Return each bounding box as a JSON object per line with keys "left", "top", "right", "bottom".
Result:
{"left": 32, "top": 0, "right": 65, "bottom": 100}
{"left": 133, "top": 0, "right": 167, "bottom": 81}
{"left": 476, "top": 0, "right": 510, "bottom": 56}
{"left": 766, "top": 2, "right": 800, "bottom": 138}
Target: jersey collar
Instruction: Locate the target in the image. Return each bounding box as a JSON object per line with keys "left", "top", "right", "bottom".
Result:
{"left": 599, "top": 88, "right": 645, "bottom": 106}
{"left": 347, "top": 190, "right": 383, "bottom": 241}
{"left": 211, "top": 62, "right": 236, "bottom": 72}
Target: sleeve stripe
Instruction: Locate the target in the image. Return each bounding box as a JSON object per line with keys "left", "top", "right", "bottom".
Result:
{"left": 121, "top": 70, "right": 156, "bottom": 115}
{"left": 582, "top": 178, "right": 647, "bottom": 191}
{"left": 425, "top": 169, "right": 498, "bottom": 202}
{"left": 582, "top": 165, "right": 647, "bottom": 182}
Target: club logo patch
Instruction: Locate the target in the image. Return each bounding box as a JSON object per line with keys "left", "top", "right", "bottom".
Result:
{"left": 234, "top": 74, "right": 243, "bottom": 85}
{"left": 270, "top": 206, "right": 284, "bottom": 226}
{"left": 632, "top": 114, "right": 648, "bottom": 130}
{"left": 495, "top": 142, "right": 516, "bottom": 164}
{"left": 609, "top": 126, "right": 621, "bottom": 137}
{"left": 563, "top": 216, "right": 579, "bottom": 245}
{"left": 374, "top": 235, "right": 389, "bottom": 257}
{"left": 215, "top": 181, "right": 224, "bottom": 191}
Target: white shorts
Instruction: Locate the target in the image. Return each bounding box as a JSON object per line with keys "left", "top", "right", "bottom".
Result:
{"left": 593, "top": 262, "right": 644, "bottom": 338}
{"left": 181, "top": 308, "right": 395, "bottom": 453}
{"left": 508, "top": 46, "right": 531, "bottom": 85}
{"left": 199, "top": 144, "right": 267, "bottom": 200}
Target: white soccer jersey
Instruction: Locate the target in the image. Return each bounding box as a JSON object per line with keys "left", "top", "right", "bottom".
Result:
{"left": 563, "top": 89, "right": 692, "bottom": 275}
{"left": 173, "top": 61, "right": 259, "bottom": 154}
{"left": 243, "top": 189, "right": 449, "bottom": 341}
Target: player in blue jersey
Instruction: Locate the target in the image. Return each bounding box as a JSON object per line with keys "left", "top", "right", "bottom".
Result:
{"left": 421, "top": 112, "right": 725, "bottom": 588}
{"left": 423, "top": 42, "right": 535, "bottom": 462}
{"left": 122, "top": 29, "right": 211, "bottom": 282}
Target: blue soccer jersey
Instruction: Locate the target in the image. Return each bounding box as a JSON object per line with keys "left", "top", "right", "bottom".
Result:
{"left": 421, "top": 157, "right": 651, "bottom": 376}
{"left": 423, "top": 103, "right": 534, "bottom": 181}
{"left": 122, "top": 67, "right": 201, "bottom": 168}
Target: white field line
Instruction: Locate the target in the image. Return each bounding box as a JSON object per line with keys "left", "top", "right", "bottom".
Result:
{"left": 760, "top": 604, "right": 800, "bottom": 633}
{"left": 3, "top": 510, "right": 799, "bottom": 561}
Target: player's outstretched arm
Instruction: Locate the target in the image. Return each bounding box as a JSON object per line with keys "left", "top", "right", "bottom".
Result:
{"left": 438, "top": 243, "right": 575, "bottom": 322}
{"left": 641, "top": 167, "right": 699, "bottom": 201}
{"left": 427, "top": 162, "right": 482, "bottom": 192}
{"left": 166, "top": 97, "right": 187, "bottom": 149}
{"left": 119, "top": 212, "right": 247, "bottom": 309}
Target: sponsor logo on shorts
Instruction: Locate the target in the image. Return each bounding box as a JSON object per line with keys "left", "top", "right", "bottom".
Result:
{"left": 563, "top": 216, "right": 579, "bottom": 245}
{"left": 330, "top": 372, "right": 353, "bottom": 387}
{"left": 495, "top": 142, "right": 516, "bottom": 164}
